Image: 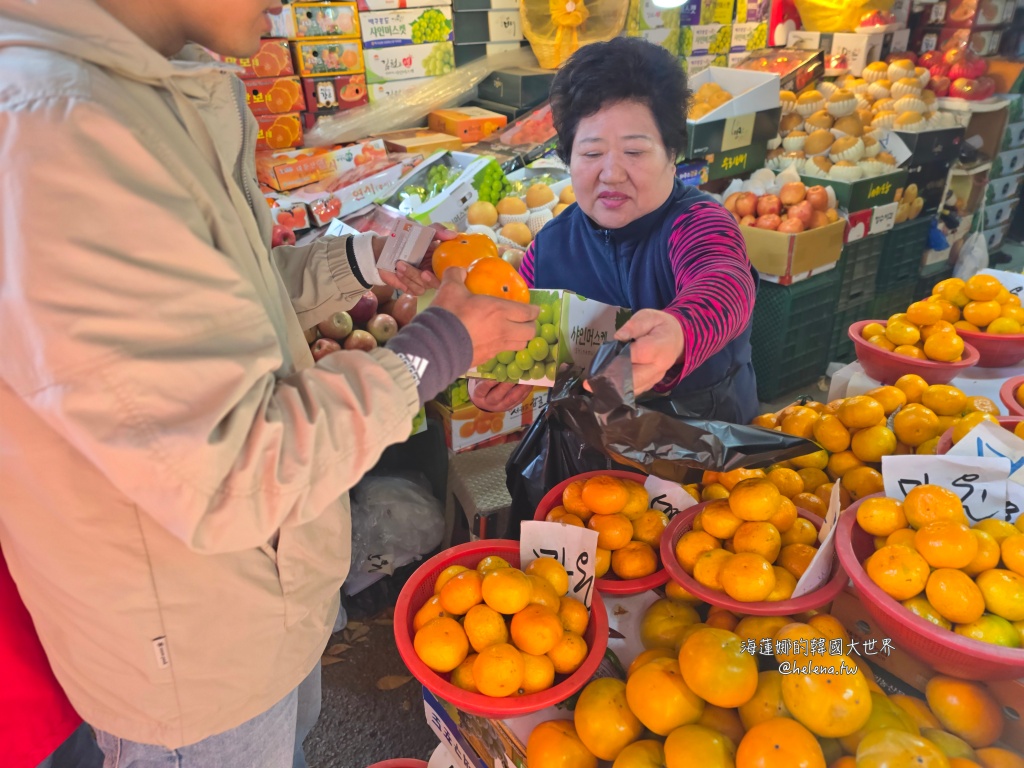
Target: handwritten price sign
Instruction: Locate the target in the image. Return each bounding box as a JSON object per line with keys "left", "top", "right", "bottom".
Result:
{"left": 644, "top": 474, "right": 699, "bottom": 520}
{"left": 881, "top": 455, "right": 1012, "bottom": 522}
{"left": 520, "top": 521, "right": 599, "bottom": 609}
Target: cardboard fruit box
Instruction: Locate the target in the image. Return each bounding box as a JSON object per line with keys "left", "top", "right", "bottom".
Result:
{"left": 374, "top": 128, "right": 464, "bottom": 154}
{"left": 364, "top": 41, "right": 454, "bottom": 83}
{"left": 290, "top": 2, "right": 361, "bottom": 38}
{"left": 799, "top": 169, "right": 908, "bottom": 213}
{"left": 685, "top": 67, "right": 781, "bottom": 159}
{"left": 255, "top": 139, "right": 388, "bottom": 192}
{"left": 427, "top": 381, "right": 547, "bottom": 453}
{"left": 427, "top": 107, "right": 508, "bottom": 143}
{"left": 218, "top": 38, "right": 294, "bottom": 79}
{"left": 740, "top": 218, "right": 846, "bottom": 285}
{"left": 359, "top": 6, "right": 454, "bottom": 48}
{"left": 291, "top": 38, "right": 365, "bottom": 78}
{"left": 892, "top": 127, "right": 965, "bottom": 166}
{"left": 302, "top": 74, "right": 368, "bottom": 112}
{"left": 244, "top": 76, "right": 307, "bottom": 116}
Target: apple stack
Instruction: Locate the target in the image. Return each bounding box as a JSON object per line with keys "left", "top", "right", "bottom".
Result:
{"left": 309, "top": 288, "right": 418, "bottom": 358}
{"left": 915, "top": 48, "right": 996, "bottom": 102}
{"left": 726, "top": 181, "right": 839, "bottom": 234}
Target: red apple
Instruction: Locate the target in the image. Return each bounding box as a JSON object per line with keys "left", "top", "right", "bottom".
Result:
{"left": 943, "top": 48, "right": 965, "bottom": 66}
{"left": 809, "top": 210, "right": 830, "bottom": 229}
{"left": 735, "top": 192, "right": 758, "bottom": 218}
{"left": 348, "top": 291, "right": 378, "bottom": 326}
{"left": 778, "top": 217, "right": 806, "bottom": 233}
{"left": 930, "top": 62, "right": 951, "bottom": 79}
{"left": 780, "top": 182, "right": 807, "bottom": 206}
{"left": 757, "top": 194, "right": 782, "bottom": 217}
{"left": 975, "top": 76, "right": 996, "bottom": 100}
{"left": 272, "top": 224, "right": 296, "bottom": 248}
{"left": 755, "top": 214, "right": 782, "bottom": 230}
{"left": 391, "top": 293, "right": 419, "bottom": 328}
{"left": 366, "top": 313, "right": 398, "bottom": 345}
{"left": 805, "top": 185, "right": 830, "bottom": 212}
{"left": 918, "top": 50, "right": 944, "bottom": 69}
{"left": 724, "top": 192, "right": 741, "bottom": 213}
{"left": 950, "top": 77, "right": 978, "bottom": 100}
{"left": 788, "top": 200, "right": 815, "bottom": 226}
{"left": 949, "top": 61, "right": 975, "bottom": 81}
{"left": 311, "top": 337, "right": 341, "bottom": 361}
{"left": 343, "top": 329, "right": 378, "bottom": 352}
{"left": 317, "top": 311, "right": 354, "bottom": 341}
{"left": 739, "top": 214, "right": 757, "bottom": 227}
{"left": 371, "top": 284, "right": 395, "bottom": 304}
{"left": 929, "top": 76, "right": 951, "bottom": 97}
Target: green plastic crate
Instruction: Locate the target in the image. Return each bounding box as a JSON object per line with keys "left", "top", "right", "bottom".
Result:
{"left": 916, "top": 261, "right": 953, "bottom": 299}
{"left": 877, "top": 217, "right": 932, "bottom": 291}
{"left": 828, "top": 298, "right": 873, "bottom": 365}
{"left": 836, "top": 233, "right": 885, "bottom": 311}
{"left": 869, "top": 280, "right": 917, "bottom": 321}
{"left": 751, "top": 269, "right": 841, "bottom": 402}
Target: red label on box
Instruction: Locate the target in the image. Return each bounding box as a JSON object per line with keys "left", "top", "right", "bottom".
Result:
{"left": 255, "top": 113, "right": 303, "bottom": 151}
{"left": 244, "top": 76, "right": 307, "bottom": 116}
{"left": 301, "top": 74, "right": 369, "bottom": 111}
{"left": 220, "top": 38, "right": 294, "bottom": 79}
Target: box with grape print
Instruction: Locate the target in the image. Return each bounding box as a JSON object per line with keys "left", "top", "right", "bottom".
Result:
{"left": 468, "top": 290, "right": 632, "bottom": 388}
{"left": 359, "top": 7, "right": 453, "bottom": 48}
{"left": 377, "top": 149, "right": 511, "bottom": 227}
{"left": 363, "top": 41, "right": 454, "bottom": 82}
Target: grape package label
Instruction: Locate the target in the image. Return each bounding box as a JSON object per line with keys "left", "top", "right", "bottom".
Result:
{"left": 359, "top": 7, "right": 453, "bottom": 49}
{"left": 363, "top": 41, "right": 454, "bottom": 82}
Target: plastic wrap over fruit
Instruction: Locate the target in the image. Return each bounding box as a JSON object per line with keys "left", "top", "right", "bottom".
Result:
{"left": 344, "top": 473, "right": 444, "bottom": 596}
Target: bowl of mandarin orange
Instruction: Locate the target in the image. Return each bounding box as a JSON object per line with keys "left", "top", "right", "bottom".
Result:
{"left": 394, "top": 540, "right": 608, "bottom": 716}
{"left": 933, "top": 273, "right": 1024, "bottom": 368}
{"left": 836, "top": 486, "right": 1024, "bottom": 680}
{"left": 533, "top": 470, "right": 671, "bottom": 594}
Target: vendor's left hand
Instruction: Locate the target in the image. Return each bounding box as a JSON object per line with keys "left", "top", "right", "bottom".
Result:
{"left": 614, "top": 309, "right": 685, "bottom": 395}
{"left": 374, "top": 225, "right": 455, "bottom": 296}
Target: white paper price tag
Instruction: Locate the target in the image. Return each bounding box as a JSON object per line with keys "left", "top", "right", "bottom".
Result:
{"left": 644, "top": 475, "right": 698, "bottom": 520}
{"left": 360, "top": 553, "right": 395, "bottom": 576}
{"left": 1008, "top": 482, "right": 1022, "bottom": 524}
{"left": 947, "top": 420, "right": 1024, "bottom": 486}
{"left": 520, "top": 521, "right": 599, "bottom": 610}
{"left": 882, "top": 455, "right": 1011, "bottom": 523}
{"left": 793, "top": 482, "right": 841, "bottom": 598}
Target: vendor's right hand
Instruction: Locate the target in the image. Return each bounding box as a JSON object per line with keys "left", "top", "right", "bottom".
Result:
{"left": 432, "top": 267, "right": 540, "bottom": 368}
{"left": 469, "top": 380, "right": 533, "bottom": 413}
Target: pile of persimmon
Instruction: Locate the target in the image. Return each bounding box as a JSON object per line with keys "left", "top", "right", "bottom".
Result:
{"left": 675, "top": 476, "right": 822, "bottom": 602}
{"left": 411, "top": 556, "right": 590, "bottom": 697}
{"left": 545, "top": 474, "right": 666, "bottom": 581}
{"left": 750, "top": 380, "right": 1008, "bottom": 512}
{"left": 859, "top": 483, "right": 1024, "bottom": 649}
{"left": 526, "top": 593, "right": 1023, "bottom": 767}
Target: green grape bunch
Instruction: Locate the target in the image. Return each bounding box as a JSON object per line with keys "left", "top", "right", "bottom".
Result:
{"left": 410, "top": 8, "right": 452, "bottom": 44}
{"left": 449, "top": 379, "right": 470, "bottom": 408}
{"left": 425, "top": 163, "right": 454, "bottom": 198}
{"left": 476, "top": 299, "right": 561, "bottom": 383}
{"left": 472, "top": 160, "right": 511, "bottom": 205}
{"left": 422, "top": 42, "right": 454, "bottom": 77}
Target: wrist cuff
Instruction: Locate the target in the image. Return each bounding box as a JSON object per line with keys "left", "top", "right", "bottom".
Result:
{"left": 348, "top": 234, "right": 382, "bottom": 287}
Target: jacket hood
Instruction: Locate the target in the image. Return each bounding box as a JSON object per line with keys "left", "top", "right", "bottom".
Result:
{"left": 0, "top": 0, "right": 224, "bottom": 85}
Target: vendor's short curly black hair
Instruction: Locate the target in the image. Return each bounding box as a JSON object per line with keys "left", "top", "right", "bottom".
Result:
{"left": 549, "top": 37, "right": 689, "bottom": 163}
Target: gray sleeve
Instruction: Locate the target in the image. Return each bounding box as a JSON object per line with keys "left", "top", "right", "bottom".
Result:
{"left": 386, "top": 307, "right": 474, "bottom": 405}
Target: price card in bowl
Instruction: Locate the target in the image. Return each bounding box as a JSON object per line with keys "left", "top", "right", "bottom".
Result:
{"left": 792, "top": 480, "right": 841, "bottom": 598}
{"left": 644, "top": 474, "right": 699, "bottom": 520}
{"left": 520, "top": 521, "right": 599, "bottom": 610}
{"left": 881, "top": 454, "right": 1011, "bottom": 523}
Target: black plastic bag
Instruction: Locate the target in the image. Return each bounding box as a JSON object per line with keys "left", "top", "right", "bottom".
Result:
{"left": 506, "top": 341, "right": 819, "bottom": 528}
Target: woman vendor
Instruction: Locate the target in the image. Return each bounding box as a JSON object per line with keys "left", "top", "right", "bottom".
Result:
{"left": 473, "top": 37, "right": 758, "bottom": 424}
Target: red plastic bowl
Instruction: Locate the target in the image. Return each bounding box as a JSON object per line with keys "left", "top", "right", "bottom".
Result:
{"left": 936, "top": 417, "right": 1024, "bottom": 454}
{"left": 956, "top": 327, "right": 1024, "bottom": 368}
{"left": 394, "top": 540, "right": 609, "bottom": 718}
{"left": 849, "top": 320, "right": 980, "bottom": 385}
{"left": 534, "top": 469, "right": 669, "bottom": 595}
{"left": 835, "top": 494, "right": 1024, "bottom": 681}
{"left": 1002, "top": 376, "right": 1024, "bottom": 417}
{"left": 659, "top": 501, "right": 848, "bottom": 616}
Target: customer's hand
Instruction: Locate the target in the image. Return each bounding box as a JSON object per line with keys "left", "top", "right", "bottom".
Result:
{"left": 469, "top": 380, "right": 533, "bottom": 412}
{"left": 375, "top": 225, "right": 456, "bottom": 296}
{"left": 432, "top": 267, "right": 540, "bottom": 367}
{"left": 614, "top": 309, "right": 685, "bottom": 395}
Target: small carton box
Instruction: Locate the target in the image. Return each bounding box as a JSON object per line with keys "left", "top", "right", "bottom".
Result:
{"left": 680, "top": 24, "right": 733, "bottom": 55}
{"left": 1003, "top": 121, "right": 1024, "bottom": 151}
{"left": 917, "top": 26, "right": 1003, "bottom": 56}
{"left": 291, "top": 38, "right": 365, "bottom": 77}
{"left": 374, "top": 128, "right": 465, "bottom": 154}
{"left": 892, "top": 126, "right": 965, "bottom": 165}
{"left": 451, "top": 9, "right": 524, "bottom": 44}
{"left": 930, "top": 0, "right": 1016, "bottom": 27}
{"left": 800, "top": 169, "right": 908, "bottom": 213}
{"left": 983, "top": 221, "right": 1011, "bottom": 251}
{"left": 986, "top": 172, "right": 1023, "bottom": 203}
{"left": 359, "top": 6, "right": 454, "bottom": 48}
{"left": 290, "top": 2, "right": 361, "bottom": 38}
{"left": 220, "top": 38, "right": 293, "bottom": 79}
{"left": 633, "top": 27, "right": 681, "bottom": 55}
{"left": 254, "top": 113, "right": 303, "bottom": 150}
{"left": 267, "top": 200, "right": 311, "bottom": 232}
{"left": 302, "top": 74, "right": 369, "bottom": 112}
{"left": 368, "top": 76, "right": 435, "bottom": 102}
{"left": 243, "top": 76, "right": 307, "bottom": 116}
{"left": 685, "top": 67, "right": 781, "bottom": 157}
{"left": 428, "top": 382, "right": 547, "bottom": 453}
{"left": 364, "top": 42, "right": 454, "bottom": 82}
{"left": 358, "top": 0, "right": 449, "bottom": 9}
{"left": 476, "top": 67, "right": 554, "bottom": 108}
{"left": 428, "top": 107, "right": 508, "bottom": 142}
{"left": 627, "top": 0, "right": 681, "bottom": 32}
{"left": 736, "top": 0, "right": 771, "bottom": 22}
{"left": 741, "top": 219, "right": 846, "bottom": 284}
{"left": 255, "top": 139, "right": 388, "bottom": 192}
{"left": 992, "top": 146, "right": 1024, "bottom": 178}
{"left": 904, "top": 162, "right": 952, "bottom": 214}
{"left": 294, "top": 162, "right": 410, "bottom": 225}
{"left": 983, "top": 197, "right": 1020, "bottom": 229}
{"left": 732, "top": 47, "right": 824, "bottom": 92}
{"left": 731, "top": 21, "right": 769, "bottom": 52}
{"left": 681, "top": 53, "right": 726, "bottom": 77}
{"left": 466, "top": 290, "right": 633, "bottom": 388}
{"left": 679, "top": 0, "right": 735, "bottom": 25}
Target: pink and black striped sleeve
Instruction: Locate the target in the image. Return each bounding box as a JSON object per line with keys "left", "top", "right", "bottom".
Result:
{"left": 657, "top": 202, "right": 756, "bottom": 392}
{"left": 517, "top": 242, "right": 537, "bottom": 288}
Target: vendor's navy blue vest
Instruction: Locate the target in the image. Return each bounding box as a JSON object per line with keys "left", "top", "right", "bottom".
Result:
{"left": 532, "top": 179, "right": 759, "bottom": 424}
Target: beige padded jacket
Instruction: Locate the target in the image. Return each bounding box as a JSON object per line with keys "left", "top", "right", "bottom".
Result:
{"left": 0, "top": 0, "right": 421, "bottom": 748}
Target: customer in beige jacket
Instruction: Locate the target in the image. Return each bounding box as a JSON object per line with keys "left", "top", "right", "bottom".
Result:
{"left": 0, "top": 0, "right": 539, "bottom": 765}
